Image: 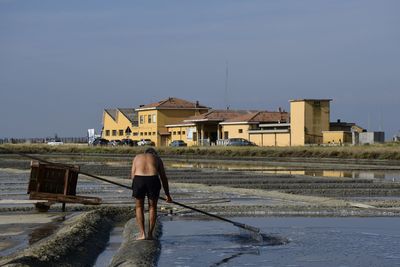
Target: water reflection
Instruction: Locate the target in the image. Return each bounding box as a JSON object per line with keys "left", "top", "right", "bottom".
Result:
{"left": 159, "top": 217, "right": 400, "bottom": 267}
{"left": 210, "top": 248, "right": 259, "bottom": 267}
{"left": 28, "top": 222, "right": 59, "bottom": 245}
{"left": 166, "top": 162, "right": 400, "bottom": 181}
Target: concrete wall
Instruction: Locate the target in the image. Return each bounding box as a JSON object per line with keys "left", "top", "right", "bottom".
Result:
{"left": 359, "top": 132, "right": 385, "bottom": 144}
{"left": 323, "top": 131, "right": 352, "bottom": 144}
{"left": 220, "top": 124, "right": 252, "bottom": 140}
{"left": 304, "top": 100, "right": 330, "bottom": 144}
{"left": 290, "top": 100, "right": 330, "bottom": 146}
{"left": 290, "top": 101, "right": 305, "bottom": 146}
{"left": 167, "top": 125, "right": 197, "bottom": 146}
{"left": 249, "top": 132, "right": 290, "bottom": 146}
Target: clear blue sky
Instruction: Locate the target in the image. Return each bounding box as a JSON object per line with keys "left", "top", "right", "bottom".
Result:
{"left": 1, "top": 0, "right": 399, "bottom": 138}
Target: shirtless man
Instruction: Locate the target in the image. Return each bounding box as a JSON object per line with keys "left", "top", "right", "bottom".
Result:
{"left": 131, "top": 148, "right": 172, "bottom": 240}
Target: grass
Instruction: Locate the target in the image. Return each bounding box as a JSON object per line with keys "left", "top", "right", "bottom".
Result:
{"left": 1, "top": 143, "right": 400, "bottom": 160}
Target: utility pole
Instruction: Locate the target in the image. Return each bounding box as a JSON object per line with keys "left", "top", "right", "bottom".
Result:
{"left": 225, "top": 61, "right": 229, "bottom": 110}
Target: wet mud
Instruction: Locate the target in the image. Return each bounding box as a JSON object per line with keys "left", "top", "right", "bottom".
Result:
{"left": 109, "top": 218, "right": 162, "bottom": 267}
{"left": 0, "top": 207, "right": 132, "bottom": 267}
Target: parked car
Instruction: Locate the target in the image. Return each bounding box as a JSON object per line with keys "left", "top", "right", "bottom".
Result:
{"left": 92, "top": 138, "right": 109, "bottom": 146}
{"left": 109, "top": 140, "right": 122, "bottom": 146}
{"left": 226, "top": 138, "right": 256, "bottom": 146}
{"left": 169, "top": 140, "right": 187, "bottom": 147}
{"left": 47, "top": 139, "right": 64, "bottom": 145}
{"left": 121, "top": 139, "right": 138, "bottom": 146}
{"left": 138, "top": 139, "right": 155, "bottom": 146}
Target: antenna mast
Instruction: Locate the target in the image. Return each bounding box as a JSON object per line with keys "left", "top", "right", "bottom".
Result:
{"left": 225, "top": 61, "right": 229, "bottom": 110}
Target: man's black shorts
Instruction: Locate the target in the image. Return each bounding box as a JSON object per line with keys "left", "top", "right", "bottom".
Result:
{"left": 132, "top": 175, "right": 161, "bottom": 200}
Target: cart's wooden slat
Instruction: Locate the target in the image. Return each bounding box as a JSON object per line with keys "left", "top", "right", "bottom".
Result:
{"left": 29, "top": 192, "right": 102, "bottom": 205}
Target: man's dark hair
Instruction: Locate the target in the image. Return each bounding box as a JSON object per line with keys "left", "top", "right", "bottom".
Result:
{"left": 145, "top": 147, "right": 158, "bottom": 156}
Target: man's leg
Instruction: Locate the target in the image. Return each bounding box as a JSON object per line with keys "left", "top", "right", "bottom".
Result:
{"left": 147, "top": 198, "right": 158, "bottom": 239}
{"left": 135, "top": 198, "right": 146, "bottom": 240}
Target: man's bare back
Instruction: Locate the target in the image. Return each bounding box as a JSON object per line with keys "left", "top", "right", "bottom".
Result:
{"left": 132, "top": 153, "right": 159, "bottom": 176}
{"left": 131, "top": 149, "right": 172, "bottom": 202}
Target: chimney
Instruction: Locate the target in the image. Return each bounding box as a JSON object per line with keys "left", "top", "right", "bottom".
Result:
{"left": 195, "top": 101, "right": 199, "bottom": 108}
{"left": 337, "top": 119, "right": 341, "bottom": 123}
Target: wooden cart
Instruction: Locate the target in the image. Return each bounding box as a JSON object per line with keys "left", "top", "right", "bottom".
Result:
{"left": 28, "top": 161, "right": 102, "bottom": 212}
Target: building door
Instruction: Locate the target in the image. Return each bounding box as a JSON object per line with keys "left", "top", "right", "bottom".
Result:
{"left": 224, "top": 131, "right": 229, "bottom": 139}
{"left": 210, "top": 132, "right": 217, "bottom": 144}
{"left": 160, "top": 136, "right": 168, "bottom": 147}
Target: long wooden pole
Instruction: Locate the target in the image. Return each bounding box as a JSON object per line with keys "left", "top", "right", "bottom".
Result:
{"left": 0, "top": 147, "right": 261, "bottom": 236}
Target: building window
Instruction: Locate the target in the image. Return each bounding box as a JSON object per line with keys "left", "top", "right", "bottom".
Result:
{"left": 112, "top": 130, "right": 117, "bottom": 136}
{"left": 178, "top": 131, "right": 181, "bottom": 135}
{"left": 238, "top": 129, "right": 243, "bottom": 133}
{"left": 193, "top": 132, "right": 197, "bottom": 141}
{"left": 152, "top": 114, "right": 156, "bottom": 123}
{"left": 144, "top": 132, "right": 148, "bottom": 136}
{"left": 224, "top": 131, "right": 229, "bottom": 139}
{"left": 140, "top": 132, "right": 143, "bottom": 136}
{"left": 140, "top": 115, "right": 144, "bottom": 124}
{"left": 133, "top": 132, "right": 138, "bottom": 136}
{"left": 119, "top": 130, "right": 124, "bottom": 136}
{"left": 153, "top": 132, "right": 156, "bottom": 135}
{"left": 148, "top": 115, "right": 152, "bottom": 123}
{"left": 173, "top": 131, "right": 176, "bottom": 135}
{"left": 105, "top": 130, "right": 110, "bottom": 136}
{"left": 182, "top": 131, "right": 186, "bottom": 135}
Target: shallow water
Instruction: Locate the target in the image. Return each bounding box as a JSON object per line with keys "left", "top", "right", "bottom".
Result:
{"left": 93, "top": 223, "right": 125, "bottom": 267}
{"left": 0, "top": 214, "right": 67, "bottom": 257}
{"left": 158, "top": 216, "right": 400, "bottom": 267}
{"left": 165, "top": 161, "right": 400, "bottom": 181}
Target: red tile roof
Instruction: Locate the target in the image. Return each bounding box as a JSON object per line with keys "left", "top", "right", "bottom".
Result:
{"left": 223, "top": 111, "right": 289, "bottom": 123}
{"left": 184, "top": 110, "right": 257, "bottom": 122}
{"left": 137, "top": 97, "right": 209, "bottom": 110}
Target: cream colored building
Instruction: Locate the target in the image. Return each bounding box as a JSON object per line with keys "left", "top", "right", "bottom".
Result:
{"left": 289, "top": 99, "right": 331, "bottom": 146}
{"left": 102, "top": 97, "right": 364, "bottom": 147}
{"left": 322, "top": 119, "right": 365, "bottom": 145}
{"left": 102, "top": 108, "right": 137, "bottom": 140}
{"left": 102, "top": 97, "right": 209, "bottom": 146}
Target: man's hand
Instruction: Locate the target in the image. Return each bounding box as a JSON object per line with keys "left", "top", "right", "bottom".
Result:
{"left": 165, "top": 195, "right": 173, "bottom": 203}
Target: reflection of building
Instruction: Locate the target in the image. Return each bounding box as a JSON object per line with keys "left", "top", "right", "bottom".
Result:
{"left": 101, "top": 97, "right": 367, "bottom": 147}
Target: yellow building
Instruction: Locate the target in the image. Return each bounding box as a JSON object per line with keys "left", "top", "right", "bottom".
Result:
{"left": 290, "top": 99, "right": 331, "bottom": 146}
{"left": 322, "top": 119, "right": 365, "bottom": 145}
{"left": 322, "top": 131, "right": 352, "bottom": 145}
{"left": 165, "top": 122, "right": 197, "bottom": 146}
{"left": 179, "top": 110, "right": 260, "bottom": 145}
{"left": 102, "top": 108, "right": 137, "bottom": 140}
{"left": 102, "top": 98, "right": 209, "bottom": 146}
{"left": 221, "top": 111, "right": 290, "bottom": 146}
{"left": 102, "top": 97, "right": 345, "bottom": 147}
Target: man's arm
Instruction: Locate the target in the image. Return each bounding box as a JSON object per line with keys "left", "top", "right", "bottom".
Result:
{"left": 158, "top": 158, "right": 172, "bottom": 202}
{"left": 130, "top": 157, "right": 136, "bottom": 180}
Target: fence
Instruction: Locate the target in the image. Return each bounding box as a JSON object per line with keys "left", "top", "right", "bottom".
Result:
{"left": 0, "top": 137, "right": 89, "bottom": 144}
